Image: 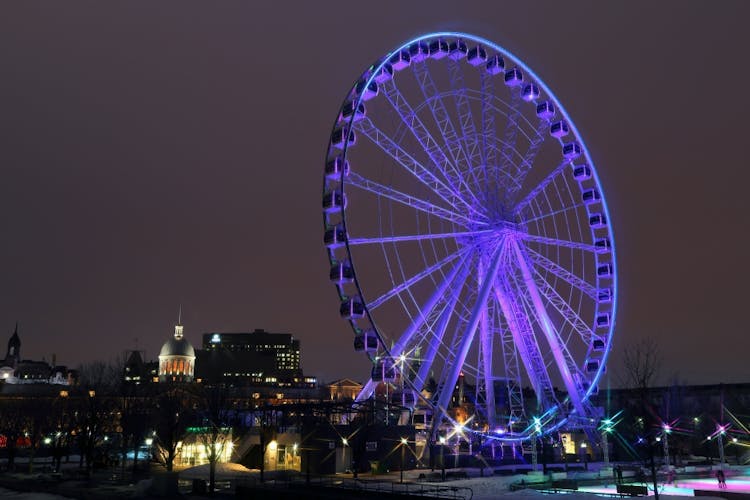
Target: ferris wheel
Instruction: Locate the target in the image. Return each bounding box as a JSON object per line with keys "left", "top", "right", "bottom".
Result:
{"left": 323, "top": 32, "right": 616, "bottom": 442}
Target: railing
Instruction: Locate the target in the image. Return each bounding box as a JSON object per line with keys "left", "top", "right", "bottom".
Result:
{"left": 235, "top": 475, "right": 473, "bottom": 499}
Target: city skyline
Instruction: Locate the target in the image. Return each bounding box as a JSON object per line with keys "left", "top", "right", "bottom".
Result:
{"left": 2, "top": 1, "right": 750, "bottom": 386}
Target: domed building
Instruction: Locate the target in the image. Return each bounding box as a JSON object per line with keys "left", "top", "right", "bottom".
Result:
{"left": 158, "top": 320, "right": 196, "bottom": 383}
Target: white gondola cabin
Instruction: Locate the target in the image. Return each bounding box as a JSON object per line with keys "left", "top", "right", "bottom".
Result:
{"left": 572, "top": 164, "right": 591, "bottom": 181}
{"left": 596, "top": 313, "right": 610, "bottom": 328}
{"left": 598, "top": 288, "right": 612, "bottom": 303}
{"left": 536, "top": 100, "right": 556, "bottom": 120}
{"left": 324, "top": 224, "right": 346, "bottom": 249}
{"left": 355, "top": 80, "right": 378, "bottom": 101}
{"left": 589, "top": 213, "right": 607, "bottom": 228}
{"left": 562, "top": 141, "right": 582, "bottom": 160}
{"left": 373, "top": 63, "right": 393, "bottom": 84}
{"left": 331, "top": 127, "right": 355, "bottom": 150}
{"left": 329, "top": 262, "right": 354, "bottom": 284}
{"left": 322, "top": 191, "right": 346, "bottom": 214}
{"left": 389, "top": 49, "right": 411, "bottom": 71}
{"left": 582, "top": 188, "right": 601, "bottom": 204}
{"left": 550, "top": 120, "right": 570, "bottom": 138}
{"left": 597, "top": 263, "right": 613, "bottom": 278}
{"left": 467, "top": 45, "right": 487, "bottom": 66}
{"left": 429, "top": 38, "right": 449, "bottom": 59}
{"left": 371, "top": 357, "right": 397, "bottom": 382}
{"left": 522, "top": 83, "right": 540, "bottom": 102}
{"left": 408, "top": 41, "right": 429, "bottom": 63}
{"left": 592, "top": 339, "right": 606, "bottom": 351}
{"left": 486, "top": 54, "right": 505, "bottom": 75}
{"left": 448, "top": 39, "right": 468, "bottom": 60}
{"left": 340, "top": 101, "right": 366, "bottom": 123}
{"left": 325, "top": 157, "right": 350, "bottom": 180}
{"left": 595, "top": 238, "right": 611, "bottom": 253}
{"left": 504, "top": 68, "right": 524, "bottom": 86}
{"left": 340, "top": 298, "right": 365, "bottom": 320}
{"left": 354, "top": 330, "right": 378, "bottom": 352}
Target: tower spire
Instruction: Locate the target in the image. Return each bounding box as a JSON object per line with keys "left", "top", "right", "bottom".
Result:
{"left": 174, "top": 306, "right": 184, "bottom": 340}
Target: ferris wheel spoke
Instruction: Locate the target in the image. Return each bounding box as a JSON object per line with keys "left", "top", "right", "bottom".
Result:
{"left": 380, "top": 252, "right": 472, "bottom": 364}
{"left": 517, "top": 233, "right": 597, "bottom": 253}
{"left": 354, "top": 117, "right": 485, "bottom": 219}
{"left": 531, "top": 268, "right": 602, "bottom": 347}
{"left": 355, "top": 253, "right": 471, "bottom": 404}
{"left": 497, "top": 91, "right": 525, "bottom": 200}
{"left": 380, "top": 80, "right": 483, "bottom": 211}
{"left": 367, "top": 247, "right": 470, "bottom": 311}
{"left": 410, "top": 61, "right": 485, "bottom": 210}
{"left": 525, "top": 247, "right": 597, "bottom": 300}
{"left": 348, "top": 228, "right": 494, "bottom": 247}
{"left": 509, "top": 239, "right": 588, "bottom": 417}
{"left": 521, "top": 202, "right": 587, "bottom": 225}
{"left": 434, "top": 243, "right": 504, "bottom": 421}
{"left": 446, "top": 59, "right": 483, "bottom": 194}
{"left": 513, "top": 159, "right": 570, "bottom": 218}
{"left": 479, "top": 70, "right": 499, "bottom": 202}
{"left": 507, "top": 120, "right": 550, "bottom": 204}
{"left": 346, "top": 171, "right": 478, "bottom": 228}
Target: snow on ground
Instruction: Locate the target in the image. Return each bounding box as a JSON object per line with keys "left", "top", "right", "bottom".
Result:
{"left": 0, "top": 487, "right": 72, "bottom": 500}
{"left": 178, "top": 461, "right": 254, "bottom": 480}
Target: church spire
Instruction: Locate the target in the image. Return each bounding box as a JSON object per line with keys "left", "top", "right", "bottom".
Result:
{"left": 174, "top": 306, "right": 184, "bottom": 340}
{"left": 7, "top": 322, "right": 21, "bottom": 361}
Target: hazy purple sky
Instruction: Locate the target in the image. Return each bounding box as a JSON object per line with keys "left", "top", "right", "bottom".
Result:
{"left": 2, "top": 1, "right": 749, "bottom": 386}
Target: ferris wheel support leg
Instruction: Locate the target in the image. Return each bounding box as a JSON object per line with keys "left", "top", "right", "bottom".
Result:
{"left": 434, "top": 244, "right": 504, "bottom": 430}
{"left": 478, "top": 261, "right": 497, "bottom": 429}
{"left": 493, "top": 279, "right": 555, "bottom": 412}
{"left": 413, "top": 263, "right": 472, "bottom": 394}
{"left": 509, "top": 238, "right": 587, "bottom": 420}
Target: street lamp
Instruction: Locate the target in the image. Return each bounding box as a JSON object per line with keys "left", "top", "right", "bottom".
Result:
{"left": 581, "top": 442, "right": 588, "bottom": 470}
{"left": 438, "top": 436, "right": 446, "bottom": 481}
{"left": 662, "top": 424, "right": 671, "bottom": 468}
{"left": 400, "top": 437, "right": 408, "bottom": 483}
{"left": 600, "top": 418, "right": 614, "bottom": 466}
{"left": 717, "top": 425, "right": 727, "bottom": 471}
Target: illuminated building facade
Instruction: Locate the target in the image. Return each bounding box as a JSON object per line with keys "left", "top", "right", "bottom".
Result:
{"left": 0, "top": 324, "right": 76, "bottom": 385}
{"left": 158, "top": 321, "right": 196, "bottom": 383}
{"left": 195, "top": 329, "right": 315, "bottom": 388}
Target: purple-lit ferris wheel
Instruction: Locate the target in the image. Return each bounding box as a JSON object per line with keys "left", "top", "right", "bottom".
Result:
{"left": 323, "top": 32, "right": 616, "bottom": 442}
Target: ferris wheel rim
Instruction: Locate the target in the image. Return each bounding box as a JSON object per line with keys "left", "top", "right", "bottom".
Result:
{"left": 324, "top": 31, "right": 617, "bottom": 441}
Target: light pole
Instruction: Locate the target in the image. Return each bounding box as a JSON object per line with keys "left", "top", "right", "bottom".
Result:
{"left": 717, "top": 425, "right": 726, "bottom": 471}
{"left": 342, "top": 438, "right": 349, "bottom": 475}
{"left": 439, "top": 436, "right": 446, "bottom": 481}
{"left": 662, "top": 424, "right": 671, "bottom": 468}
{"left": 601, "top": 418, "right": 613, "bottom": 467}
{"left": 581, "top": 442, "right": 588, "bottom": 471}
{"left": 400, "top": 437, "right": 407, "bottom": 483}
{"left": 532, "top": 418, "right": 541, "bottom": 471}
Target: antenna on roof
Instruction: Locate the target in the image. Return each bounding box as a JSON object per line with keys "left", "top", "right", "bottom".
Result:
{"left": 178, "top": 305, "right": 182, "bottom": 325}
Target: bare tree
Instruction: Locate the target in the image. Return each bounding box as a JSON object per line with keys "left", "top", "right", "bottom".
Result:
{"left": 77, "top": 356, "right": 125, "bottom": 395}
{"left": 620, "top": 337, "right": 663, "bottom": 500}
{"left": 196, "top": 385, "right": 231, "bottom": 495}
{"left": 152, "top": 386, "right": 192, "bottom": 472}
{"left": 621, "top": 338, "right": 662, "bottom": 391}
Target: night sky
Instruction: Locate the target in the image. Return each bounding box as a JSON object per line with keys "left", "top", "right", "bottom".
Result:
{"left": 2, "top": 1, "right": 749, "bottom": 387}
